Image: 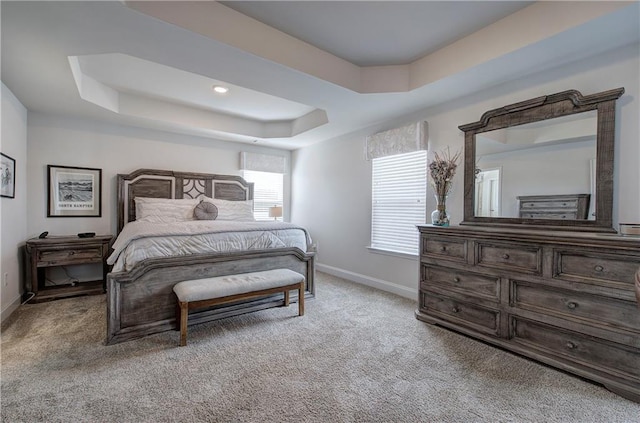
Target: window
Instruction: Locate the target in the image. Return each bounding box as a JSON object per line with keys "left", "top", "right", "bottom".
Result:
{"left": 242, "top": 170, "right": 284, "bottom": 221}
{"left": 370, "top": 150, "right": 427, "bottom": 256}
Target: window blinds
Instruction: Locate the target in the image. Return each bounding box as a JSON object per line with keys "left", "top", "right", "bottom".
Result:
{"left": 242, "top": 170, "right": 284, "bottom": 221}
{"left": 240, "top": 152, "right": 286, "bottom": 221}
{"left": 371, "top": 150, "right": 427, "bottom": 255}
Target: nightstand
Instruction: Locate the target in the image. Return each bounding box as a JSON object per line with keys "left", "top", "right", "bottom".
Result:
{"left": 26, "top": 235, "right": 113, "bottom": 303}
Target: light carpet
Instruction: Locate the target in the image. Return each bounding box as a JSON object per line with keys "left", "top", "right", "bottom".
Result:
{"left": 1, "top": 272, "right": 638, "bottom": 422}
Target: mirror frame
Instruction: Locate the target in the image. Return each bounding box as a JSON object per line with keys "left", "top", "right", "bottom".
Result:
{"left": 459, "top": 88, "right": 624, "bottom": 232}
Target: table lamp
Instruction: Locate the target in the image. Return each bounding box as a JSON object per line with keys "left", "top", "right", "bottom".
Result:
{"left": 268, "top": 206, "right": 282, "bottom": 221}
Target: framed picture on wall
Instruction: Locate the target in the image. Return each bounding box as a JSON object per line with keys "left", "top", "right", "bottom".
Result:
{"left": 1, "top": 153, "right": 16, "bottom": 199}
{"left": 47, "top": 165, "right": 102, "bottom": 217}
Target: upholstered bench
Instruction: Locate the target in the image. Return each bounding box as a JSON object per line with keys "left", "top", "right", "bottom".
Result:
{"left": 172, "top": 269, "right": 305, "bottom": 346}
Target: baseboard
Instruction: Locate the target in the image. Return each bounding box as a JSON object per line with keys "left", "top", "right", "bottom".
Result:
{"left": 1, "top": 294, "right": 22, "bottom": 325}
{"left": 316, "top": 263, "right": 417, "bottom": 301}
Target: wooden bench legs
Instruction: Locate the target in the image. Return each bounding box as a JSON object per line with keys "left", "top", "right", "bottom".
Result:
{"left": 179, "top": 301, "right": 189, "bottom": 347}
{"left": 176, "top": 281, "right": 304, "bottom": 347}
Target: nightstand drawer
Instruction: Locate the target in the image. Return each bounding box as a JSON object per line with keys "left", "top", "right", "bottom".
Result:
{"left": 477, "top": 242, "right": 542, "bottom": 274}
{"left": 38, "top": 247, "right": 103, "bottom": 266}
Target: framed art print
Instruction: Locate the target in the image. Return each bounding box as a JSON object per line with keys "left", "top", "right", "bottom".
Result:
{"left": 1, "top": 153, "right": 16, "bottom": 199}
{"left": 47, "top": 165, "right": 102, "bottom": 217}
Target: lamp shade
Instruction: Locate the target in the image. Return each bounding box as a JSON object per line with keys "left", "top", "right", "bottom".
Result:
{"left": 268, "top": 206, "right": 283, "bottom": 218}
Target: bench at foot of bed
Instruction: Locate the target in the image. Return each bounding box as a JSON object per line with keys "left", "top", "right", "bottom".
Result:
{"left": 172, "top": 269, "right": 305, "bottom": 346}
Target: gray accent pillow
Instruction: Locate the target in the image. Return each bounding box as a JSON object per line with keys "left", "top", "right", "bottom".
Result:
{"left": 193, "top": 201, "right": 218, "bottom": 220}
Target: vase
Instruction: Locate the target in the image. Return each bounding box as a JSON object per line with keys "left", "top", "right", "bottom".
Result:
{"left": 431, "top": 195, "right": 450, "bottom": 227}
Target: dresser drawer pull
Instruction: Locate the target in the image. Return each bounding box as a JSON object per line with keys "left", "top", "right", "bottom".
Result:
{"left": 69, "top": 251, "right": 75, "bottom": 256}
{"left": 452, "top": 306, "right": 460, "bottom": 313}
{"left": 565, "top": 341, "right": 577, "bottom": 350}
{"left": 440, "top": 246, "right": 447, "bottom": 252}
{"left": 453, "top": 277, "right": 460, "bottom": 283}
{"left": 502, "top": 254, "right": 510, "bottom": 260}
{"left": 566, "top": 301, "right": 578, "bottom": 310}
{"left": 594, "top": 265, "right": 604, "bottom": 272}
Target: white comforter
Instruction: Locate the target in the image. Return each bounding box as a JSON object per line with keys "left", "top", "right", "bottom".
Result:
{"left": 108, "top": 220, "right": 312, "bottom": 272}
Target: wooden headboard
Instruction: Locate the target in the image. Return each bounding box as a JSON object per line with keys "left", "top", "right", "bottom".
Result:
{"left": 117, "top": 169, "right": 254, "bottom": 234}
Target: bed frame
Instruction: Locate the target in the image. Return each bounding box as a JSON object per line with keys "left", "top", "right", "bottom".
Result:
{"left": 106, "top": 169, "right": 315, "bottom": 345}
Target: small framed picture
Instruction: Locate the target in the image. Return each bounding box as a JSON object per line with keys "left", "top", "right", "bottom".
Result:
{"left": 1, "top": 153, "right": 16, "bottom": 199}
{"left": 47, "top": 165, "right": 102, "bottom": 217}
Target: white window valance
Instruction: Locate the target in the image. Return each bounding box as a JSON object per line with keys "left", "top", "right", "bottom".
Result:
{"left": 365, "top": 121, "right": 428, "bottom": 161}
{"left": 240, "top": 152, "right": 287, "bottom": 174}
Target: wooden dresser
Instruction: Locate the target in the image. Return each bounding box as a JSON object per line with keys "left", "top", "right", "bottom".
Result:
{"left": 416, "top": 225, "right": 640, "bottom": 402}
{"left": 518, "top": 194, "right": 590, "bottom": 220}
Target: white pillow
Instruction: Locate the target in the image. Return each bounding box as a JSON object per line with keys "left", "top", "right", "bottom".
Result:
{"left": 201, "top": 196, "right": 255, "bottom": 221}
{"left": 135, "top": 197, "right": 200, "bottom": 223}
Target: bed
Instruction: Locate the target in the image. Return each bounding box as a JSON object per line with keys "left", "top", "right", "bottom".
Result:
{"left": 106, "top": 168, "right": 315, "bottom": 345}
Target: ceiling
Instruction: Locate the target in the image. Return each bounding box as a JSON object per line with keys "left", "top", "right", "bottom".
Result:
{"left": 219, "top": 1, "right": 531, "bottom": 67}
{"left": 1, "top": 1, "right": 639, "bottom": 150}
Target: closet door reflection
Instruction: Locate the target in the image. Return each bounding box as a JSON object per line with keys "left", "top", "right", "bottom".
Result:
{"left": 475, "top": 168, "right": 501, "bottom": 217}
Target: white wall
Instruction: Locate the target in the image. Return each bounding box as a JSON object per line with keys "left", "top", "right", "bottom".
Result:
{"left": 292, "top": 43, "right": 640, "bottom": 299}
{"left": 27, "top": 114, "right": 291, "bottom": 239}
{"left": 1, "top": 83, "right": 28, "bottom": 321}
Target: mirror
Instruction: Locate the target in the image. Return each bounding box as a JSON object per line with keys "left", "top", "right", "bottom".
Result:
{"left": 460, "top": 88, "right": 624, "bottom": 232}
{"left": 475, "top": 111, "right": 597, "bottom": 219}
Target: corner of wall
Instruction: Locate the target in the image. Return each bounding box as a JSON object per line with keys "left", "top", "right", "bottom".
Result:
{"left": 1, "top": 82, "right": 29, "bottom": 323}
{"left": 316, "top": 263, "right": 417, "bottom": 301}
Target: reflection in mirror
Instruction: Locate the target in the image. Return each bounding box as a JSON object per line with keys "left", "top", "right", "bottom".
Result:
{"left": 474, "top": 111, "right": 597, "bottom": 220}
{"left": 475, "top": 168, "right": 501, "bottom": 217}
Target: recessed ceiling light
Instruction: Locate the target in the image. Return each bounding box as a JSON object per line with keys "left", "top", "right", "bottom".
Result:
{"left": 212, "top": 85, "right": 229, "bottom": 94}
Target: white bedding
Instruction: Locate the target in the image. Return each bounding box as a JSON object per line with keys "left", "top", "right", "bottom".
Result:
{"left": 108, "top": 220, "right": 312, "bottom": 272}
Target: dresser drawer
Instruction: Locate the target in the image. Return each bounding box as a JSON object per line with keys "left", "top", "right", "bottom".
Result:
{"left": 422, "top": 236, "right": 466, "bottom": 262}
{"left": 477, "top": 242, "right": 542, "bottom": 274}
{"left": 517, "top": 195, "right": 590, "bottom": 220}
{"left": 521, "top": 199, "right": 578, "bottom": 209}
{"left": 420, "top": 292, "right": 499, "bottom": 335}
{"left": 512, "top": 280, "right": 640, "bottom": 333}
{"left": 554, "top": 250, "right": 640, "bottom": 288}
{"left": 511, "top": 317, "right": 640, "bottom": 381}
{"left": 38, "top": 247, "right": 103, "bottom": 266}
{"left": 422, "top": 265, "right": 499, "bottom": 301}
{"left": 520, "top": 212, "right": 578, "bottom": 220}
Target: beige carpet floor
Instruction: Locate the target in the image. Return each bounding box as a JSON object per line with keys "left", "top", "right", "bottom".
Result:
{"left": 1, "top": 272, "right": 639, "bottom": 422}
